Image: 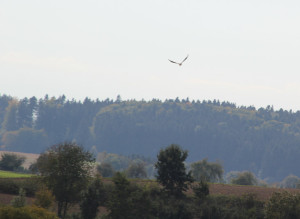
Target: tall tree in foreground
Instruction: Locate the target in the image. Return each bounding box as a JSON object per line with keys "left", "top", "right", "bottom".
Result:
{"left": 155, "top": 144, "right": 193, "bottom": 197}
{"left": 108, "top": 172, "right": 132, "bottom": 218}
{"left": 36, "top": 142, "right": 95, "bottom": 218}
{"left": 80, "top": 175, "right": 105, "bottom": 219}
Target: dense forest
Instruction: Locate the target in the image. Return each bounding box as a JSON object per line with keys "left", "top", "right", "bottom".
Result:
{"left": 1, "top": 94, "right": 300, "bottom": 181}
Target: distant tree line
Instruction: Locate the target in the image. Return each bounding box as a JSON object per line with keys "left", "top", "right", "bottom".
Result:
{"left": 2, "top": 94, "right": 300, "bottom": 181}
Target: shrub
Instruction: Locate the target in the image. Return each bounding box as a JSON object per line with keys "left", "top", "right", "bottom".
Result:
{"left": 231, "top": 171, "right": 258, "bottom": 186}
{"left": 192, "top": 180, "right": 209, "bottom": 200}
{"left": 265, "top": 191, "right": 300, "bottom": 219}
{"left": 97, "top": 162, "right": 114, "bottom": 177}
{"left": 0, "top": 178, "right": 19, "bottom": 195}
{"left": 34, "top": 187, "right": 55, "bottom": 209}
{"left": 192, "top": 194, "right": 264, "bottom": 219}
{"left": 11, "top": 188, "right": 26, "bottom": 208}
{"left": 0, "top": 177, "right": 41, "bottom": 196}
{"left": 126, "top": 162, "right": 147, "bottom": 179}
{"left": 280, "top": 175, "right": 300, "bottom": 188}
{"left": 80, "top": 176, "right": 105, "bottom": 219}
{"left": 191, "top": 159, "right": 223, "bottom": 182}
{"left": 0, "top": 206, "right": 58, "bottom": 219}
{"left": 0, "top": 153, "right": 25, "bottom": 171}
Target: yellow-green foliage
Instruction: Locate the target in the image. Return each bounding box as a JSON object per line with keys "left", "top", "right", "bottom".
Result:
{"left": 34, "top": 188, "right": 55, "bottom": 209}
{"left": 264, "top": 191, "right": 300, "bottom": 219}
{"left": 0, "top": 206, "right": 58, "bottom": 219}
{"left": 0, "top": 170, "right": 33, "bottom": 178}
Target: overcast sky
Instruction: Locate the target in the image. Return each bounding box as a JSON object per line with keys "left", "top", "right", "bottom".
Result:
{"left": 1, "top": 0, "right": 300, "bottom": 110}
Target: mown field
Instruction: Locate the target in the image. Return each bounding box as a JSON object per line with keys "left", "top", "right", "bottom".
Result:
{"left": 0, "top": 170, "right": 33, "bottom": 178}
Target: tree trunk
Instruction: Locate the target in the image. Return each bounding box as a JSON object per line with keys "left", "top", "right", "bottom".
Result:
{"left": 57, "top": 201, "right": 63, "bottom": 218}
{"left": 62, "top": 202, "right": 68, "bottom": 219}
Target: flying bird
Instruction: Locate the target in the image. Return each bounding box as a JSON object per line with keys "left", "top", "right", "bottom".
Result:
{"left": 168, "top": 55, "right": 189, "bottom": 66}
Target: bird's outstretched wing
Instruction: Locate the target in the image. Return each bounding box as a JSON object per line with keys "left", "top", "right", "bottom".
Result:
{"left": 181, "top": 55, "right": 189, "bottom": 64}
{"left": 168, "top": 59, "right": 179, "bottom": 64}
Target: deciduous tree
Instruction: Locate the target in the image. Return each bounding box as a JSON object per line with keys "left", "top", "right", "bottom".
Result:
{"left": 155, "top": 144, "right": 193, "bottom": 197}
{"left": 231, "top": 171, "right": 257, "bottom": 186}
{"left": 108, "top": 172, "right": 132, "bottom": 219}
{"left": 80, "top": 176, "right": 105, "bottom": 219}
{"left": 36, "top": 142, "right": 94, "bottom": 218}
{"left": 191, "top": 158, "right": 223, "bottom": 182}
{"left": 126, "top": 162, "right": 147, "bottom": 179}
{"left": 0, "top": 153, "right": 25, "bottom": 171}
{"left": 97, "top": 162, "right": 115, "bottom": 177}
{"left": 265, "top": 191, "right": 300, "bottom": 219}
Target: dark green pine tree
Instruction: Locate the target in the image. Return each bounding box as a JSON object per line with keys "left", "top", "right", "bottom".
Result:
{"left": 155, "top": 144, "right": 194, "bottom": 197}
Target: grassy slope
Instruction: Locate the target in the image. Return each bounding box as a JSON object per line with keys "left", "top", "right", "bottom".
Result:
{"left": 0, "top": 151, "right": 37, "bottom": 178}
{"left": 0, "top": 170, "right": 33, "bottom": 178}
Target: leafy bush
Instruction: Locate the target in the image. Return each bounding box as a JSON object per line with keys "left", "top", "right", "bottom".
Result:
{"left": 195, "top": 194, "right": 264, "bottom": 219}
{"left": 191, "top": 159, "right": 223, "bottom": 182}
{"left": 265, "top": 191, "right": 300, "bottom": 219}
{"left": 192, "top": 180, "right": 209, "bottom": 200}
{"left": 0, "top": 206, "right": 58, "bottom": 219}
{"left": 34, "top": 187, "right": 55, "bottom": 209}
{"left": 80, "top": 176, "right": 105, "bottom": 219}
{"left": 231, "top": 171, "right": 258, "bottom": 186}
{"left": 280, "top": 175, "right": 300, "bottom": 188}
{"left": 0, "top": 177, "right": 41, "bottom": 196}
{"left": 126, "top": 162, "right": 147, "bottom": 179}
{"left": 0, "top": 178, "right": 19, "bottom": 195}
{"left": 11, "top": 188, "right": 26, "bottom": 208}
{"left": 0, "top": 153, "right": 25, "bottom": 171}
{"left": 152, "top": 195, "right": 194, "bottom": 219}
{"left": 97, "top": 163, "right": 115, "bottom": 177}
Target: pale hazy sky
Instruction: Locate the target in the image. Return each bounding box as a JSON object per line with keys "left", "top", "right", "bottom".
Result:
{"left": 1, "top": 1, "right": 300, "bottom": 110}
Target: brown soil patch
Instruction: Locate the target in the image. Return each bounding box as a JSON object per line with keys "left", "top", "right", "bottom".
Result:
{"left": 0, "top": 151, "right": 39, "bottom": 169}
{"left": 0, "top": 193, "right": 35, "bottom": 206}
{"left": 102, "top": 178, "right": 300, "bottom": 201}
{"left": 209, "top": 183, "right": 300, "bottom": 201}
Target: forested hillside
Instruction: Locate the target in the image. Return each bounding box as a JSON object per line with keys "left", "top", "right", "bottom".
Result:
{"left": 1, "top": 94, "right": 300, "bottom": 181}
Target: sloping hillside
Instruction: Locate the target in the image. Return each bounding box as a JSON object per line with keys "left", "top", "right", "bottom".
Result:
{"left": 2, "top": 95, "right": 300, "bottom": 181}
{"left": 0, "top": 151, "right": 39, "bottom": 169}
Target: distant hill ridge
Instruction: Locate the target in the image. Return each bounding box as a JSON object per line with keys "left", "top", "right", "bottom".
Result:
{"left": 1, "top": 94, "right": 300, "bottom": 181}
{"left": 0, "top": 151, "right": 39, "bottom": 169}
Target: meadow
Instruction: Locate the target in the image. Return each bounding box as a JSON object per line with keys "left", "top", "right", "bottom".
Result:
{"left": 0, "top": 170, "right": 33, "bottom": 178}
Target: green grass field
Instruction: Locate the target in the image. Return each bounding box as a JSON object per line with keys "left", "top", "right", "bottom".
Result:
{"left": 0, "top": 170, "right": 33, "bottom": 178}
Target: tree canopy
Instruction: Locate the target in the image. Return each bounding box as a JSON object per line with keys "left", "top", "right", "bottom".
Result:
{"left": 231, "top": 171, "right": 258, "bottom": 186}
{"left": 0, "top": 153, "right": 25, "bottom": 171}
{"left": 155, "top": 144, "right": 193, "bottom": 197}
{"left": 191, "top": 158, "right": 224, "bottom": 182}
{"left": 36, "top": 142, "right": 95, "bottom": 218}
{"left": 2, "top": 94, "right": 300, "bottom": 181}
